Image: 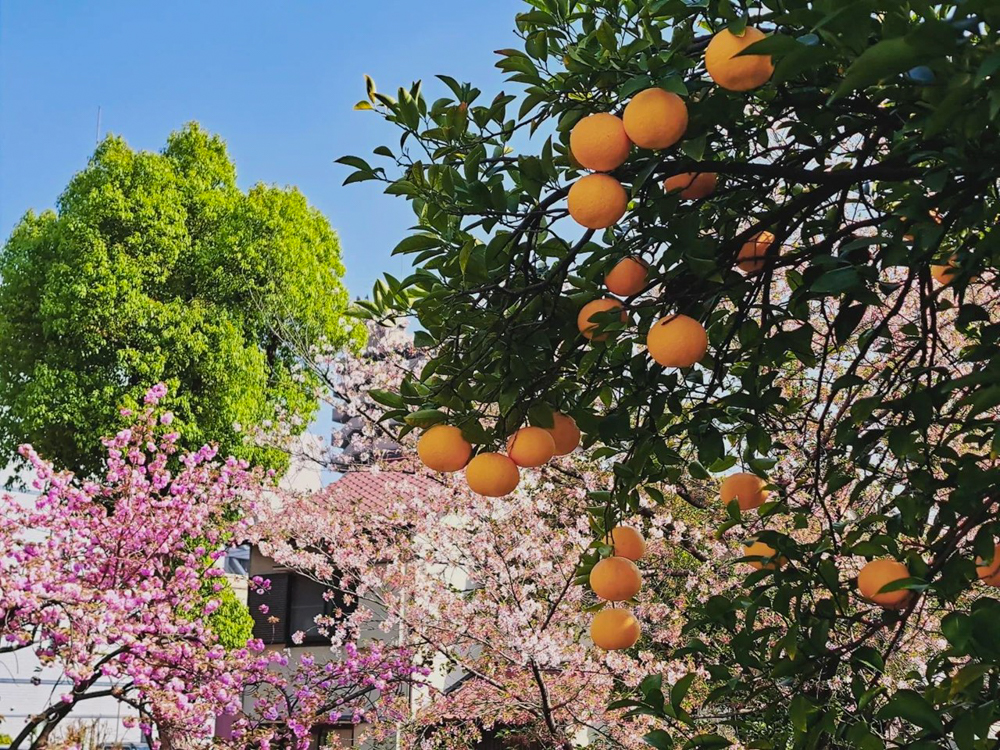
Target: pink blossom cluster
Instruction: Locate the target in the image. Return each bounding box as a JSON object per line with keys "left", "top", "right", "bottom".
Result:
{"left": 0, "top": 384, "right": 424, "bottom": 749}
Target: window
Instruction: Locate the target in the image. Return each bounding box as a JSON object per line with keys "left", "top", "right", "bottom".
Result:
{"left": 224, "top": 543, "right": 250, "bottom": 576}
{"left": 248, "top": 572, "right": 355, "bottom": 646}
{"left": 288, "top": 575, "right": 344, "bottom": 644}
{"left": 315, "top": 724, "right": 355, "bottom": 748}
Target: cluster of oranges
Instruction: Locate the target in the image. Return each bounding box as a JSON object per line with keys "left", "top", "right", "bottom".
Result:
{"left": 410, "top": 26, "right": 987, "bottom": 657}
{"left": 568, "top": 27, "right": 781, "bottom": 371}
{"left": 417, "top": 414, "right": 582, "bottom": 497}
{"left": 566, "top": 26, "right": 774, "bottom": 231}
{"left": 573, "top": 25, "right": 989, "bottom": 651}
{"left": 585, "top": 473, "right": 771, "bottom": 652}
{"left": 589, "top": 526, "right": 646, "bottom": 650}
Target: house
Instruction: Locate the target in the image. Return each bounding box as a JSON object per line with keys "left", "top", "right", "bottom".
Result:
{"left": 235, "top": 471, "right": 436, "bottom": 749}
{"left": 233, "top": 469, "right": 590, "bottom": 750}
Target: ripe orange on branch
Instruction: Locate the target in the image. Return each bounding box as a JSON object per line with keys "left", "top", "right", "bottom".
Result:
{"left": 546, "top": 412, "right": 581, "bottom": 455}
{"left": 931, "top": 261, "right": 957, "bottom": 286}
{"left": 605, "top": 526, "right": 646, "bottom": 561}
{"left": 590, "top": 556, "right": 642, "bottom": 601}
{"left": 743, "top": 539, "right": 784, "bottom": 571}
{"left": 570, "top": 113, "right": 631, "bottom": 172}
{"left": 465, "top": 453, "right": 520, "bottom": 497}
{"left": 737, "top": 231, "right": 776, "bottom": 274}
{"left": 705, "top": 27, "right": 775, "bottom": 91}
{"left": 976, "top": 543, "right": 1000, "bottom": 587}
{"left": 646, "top": 314, "right": 708, "bottom": 368}
{"left": 857, "top": 559, "right": 912, "bottom": 609}
{"left": 505, "top": 426, "right": 556, "bottom": 467}
{"left": 590, "top": 608, "right": 641, "bottom": 651}
{"left": 931, "top": 255, "right": 976, "bottom": 286}
{"left": 577, "top": 298, "right": 627, "bottom": 341}
{"left": 664, "top": 172, "right": 717, "bottom": 200}
{"left": 720, "top": 472, "right": 769, "bottom": 511}
{"left": 567, "top": 174, "right": 628, "bottom": 229}
{"left": 417, "top": 425, "right": 472, "bottom": 473}
{"left": 622, "top": 88, "right": 688, "bottom": 150}
{"left": 605, "top": 257, "right": 648, "bottom": 297}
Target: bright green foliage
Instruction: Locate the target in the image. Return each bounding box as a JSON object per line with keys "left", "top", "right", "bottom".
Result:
{"left": 342, "top": 0, "right": 1000, "bottom": 748}
{"left": 0, "top": 123, "right": 363, "bottom": 478}
{"left": 208, "top": 579, "right": 255, "bottom": 651}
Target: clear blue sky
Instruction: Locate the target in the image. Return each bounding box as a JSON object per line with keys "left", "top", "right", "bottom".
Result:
{"left": 0, "top": 0, "right": 524, "bottom": 298}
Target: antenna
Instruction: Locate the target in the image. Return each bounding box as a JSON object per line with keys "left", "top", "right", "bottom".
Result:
{"left": 95, "top": 106, "right": 102, "bottom": 144}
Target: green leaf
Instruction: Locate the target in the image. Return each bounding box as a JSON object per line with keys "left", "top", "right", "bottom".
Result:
{"left": 737, "top": 35, "right": 800, "bottom": 57}
{"left": 878, "top": 690, "right": 944, "bottom": 735}
{"left": 811, "top": 267, "right": 860, "bottom": 294}
{"left": 789, "top": 694, "right": 816, "bottom": 732}
{"left": 644, "top": 730, "right": 673, "bottom": 749}
{"left": 368, "top": 389, "right": 405, "bottom": 408}
{"left": 680, "top": 136, "right": 706, "bottom": 161}
{"left": 831, "top": 22, "right": 957, "bottom": 102}
{"left": 688, "top": 461, "right": 710, "bottom": 480}
{"left": 413, "top": 331, "right": 435, "bottom": 348}
{"left": 683, "top": 734, "right": 731, "bottom": 749}
{"left": 404, "top": 409, "right": 449, "bottom": 428}
{"left": 335, "top": 155, "right": 373, "bottom": 171}
{"left": 671, "top": 673, "right": 696, "bottom": 710}
{"left": 831, "top": 38, "right": 925, "bottom": 101}
{"left": 392, "top": 234, "right": 442, "bottom": 256}
{"left": 596, "top": 20, "right": 617, "bottom": 52}
{"left": 527, "top": 402, "right": 555, "bottom": 428}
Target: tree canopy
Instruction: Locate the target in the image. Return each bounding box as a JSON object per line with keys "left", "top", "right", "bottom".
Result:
{"left": 0, "top": 123, "right": 363, "bottom": 478}
{"left": 339, "top": 1, "right": 1000, "bottom": 747}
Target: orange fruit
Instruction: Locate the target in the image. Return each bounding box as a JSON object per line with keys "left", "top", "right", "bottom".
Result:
{"left": 646, "top": 314, "right": 708, "bottom": 368}
{"left": 663, "top": 172, "right": 717, "bottom": 200}
{"left": 931, "top": 255, "right": 975, "bottom": 286}
{"left": 720, "top": 472, "right": 769, "bottom": 511}
{"left": 743, "top": 540, "right": 784, "bottom": 571}
{"left": 704, "top": 27, "right": 774, "bottom": 91}
{"left": 605, "top": 257, "right": 648, "bottom": 297}
{"left": 857, "top": 559, "right": 912, "bottom": 609}
{"left": 589, "top": 556, "right": 642, "bottom": 601}
{"left": 417, "top": 425, "right": 472, "bottom": 473}
{"left": 465, "top": 453, "right": 520, "bottom": 497}
{"left": 546, "top": 413, "right": 581, "bottom": 456}
{"left": 976, "top": 543, "right": 1000, "bottom": 587}
{"left": 737, "top": 231, "right": 776, "bottom": 274}
{"left": 931, "top": 262, "right": 957, "bottom": 285}
{"left": 570, "top": 113, "right": 631, "bottom": 172}
{"left": 605, "top": 526, "right": 646, "bottom": 561}
{"left": 505, "top": 426, "right": 556, "bottom": 468}
{"left": 590, "top": 608, "right": 641, "bottom": 651}
{"left": 622, "top": 88, "right": 688, "bottom": 150}
{"left": 577, "top": 298, "right": 627, "bottom": 341}
{"left": 567, "top": 174, "right": 629, "bottom": 229}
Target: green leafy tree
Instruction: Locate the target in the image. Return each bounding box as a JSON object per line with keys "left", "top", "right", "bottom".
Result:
{"left": 0, "top": 123, "right": 363, "bottom": 478}
{"left": 207, "top": 579, "right": 255, "bottom": 651}
{"left": 340, "top": 1, "right": 1000, "bottom": 748}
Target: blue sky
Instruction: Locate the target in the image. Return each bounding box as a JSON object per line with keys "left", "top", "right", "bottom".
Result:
{"left": 0, "top": 0, "right": 524, "bottom": 298}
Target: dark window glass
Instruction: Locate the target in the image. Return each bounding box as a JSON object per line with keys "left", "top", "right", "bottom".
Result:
{"left": 288, "top": 574, "right": 356, "bottom": 644}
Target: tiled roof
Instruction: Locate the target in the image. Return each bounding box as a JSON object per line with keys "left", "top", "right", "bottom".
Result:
{"left": 326, "top": 469, "right": 444, "bottom": 516}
